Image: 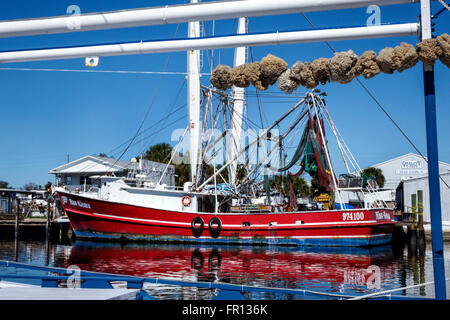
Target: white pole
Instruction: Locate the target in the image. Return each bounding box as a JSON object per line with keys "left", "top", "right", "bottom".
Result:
{"left": 228, "top": 17, "right": 247, "bottom": 186}
{"left": 311, "top": 95, "right": 344, "bottom": 209}
{"left": 187, "top": 0, "right": 201, "bottom": 185}
{"left": 0, "top": 23, "right": 418, "bottom": 64}
{"left": 0, "top": 0, "right": 418, "bottom": 38}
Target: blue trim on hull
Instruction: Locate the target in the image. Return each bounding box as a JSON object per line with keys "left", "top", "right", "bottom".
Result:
{"left": 74, "top": 230, "right": 392, "bottom": 247}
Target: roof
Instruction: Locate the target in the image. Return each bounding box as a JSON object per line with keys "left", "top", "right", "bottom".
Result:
{"left": 370, "top": 153, "right": 450, "bottom": 169}
{"left": 49, "top": 155, "right": 130, "bottom": 174}
{"left": 49, "top": 155, "right": 175, "bottom": 175}
{"left": 402, "top": 171, "right": 450, "bottom": 183}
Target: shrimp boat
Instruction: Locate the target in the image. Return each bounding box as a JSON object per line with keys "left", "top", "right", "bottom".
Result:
{"left": 54, "top": 19, "right": 395, "bottom": 247}
{"left": 54, "top": 89, "right": 395, "bottom": 247}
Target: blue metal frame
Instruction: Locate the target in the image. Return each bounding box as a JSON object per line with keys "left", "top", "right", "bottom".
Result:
{"left": 423, "top": 65, "right": 447, "bottom": 300}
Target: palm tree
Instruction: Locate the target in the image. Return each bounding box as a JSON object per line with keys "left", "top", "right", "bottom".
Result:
{"left": 362, "top": 167, "right": 385, "bottom": 188}
{"left": 269, "top": 174, "right": 311, "bottom": 197}
{"left": 143, "top": 143, "right": 172, "bottom": 163}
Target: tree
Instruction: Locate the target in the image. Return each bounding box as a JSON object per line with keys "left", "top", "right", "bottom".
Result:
{"left": 143, "top": 143, "right": 172, "bottom": 164}
{"left": 269, "top": 174, "right": 311, "bottom": 197}
{"left": 142, "top": 143, "right": 191, "bottom": 187}
{"left": 45, "top": 181, "right": 52, "bottom": 191}
{"left": 362, "top": 167, "right": 385, "bottom": 188}
{"left": 0, "top": 180, "right": 9, "bottom": 189}
{"left": 23, "top": 182, "right": 40, "bottom": 191}
{"left": 98, "top": 153, "right": 108, "bottom": 157}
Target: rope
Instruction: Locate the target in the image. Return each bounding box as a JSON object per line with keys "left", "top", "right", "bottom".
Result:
{"left": 437, "top": 0, "right": 449, "bottom": 11}
{"left": 348, "top": 277, "right": 450, "bottom": 300}
{"left": 300, "top": 13, "right": 450, "bottom": 193}
{"left": 0, "top": 67, "right": 211, "bottom": 76}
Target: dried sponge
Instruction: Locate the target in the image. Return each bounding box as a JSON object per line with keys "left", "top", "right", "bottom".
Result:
{"left": 376, "top": 47, "right": 397, "bottom": 74}
{"left": 210, "top": 65, "right": 233, "bottom": 90}
{"left": 244, "top": 62, "right": 268, "bottom": 91}
{"left": 394, "top": 42, "right": 418, "bottom": 72}
{"left": 230, "top": 64, "right": 250, "bottom": 88}
{"left": 437, "top": 33, "right": 450, "bottom": 68}
{"left": 416, "top": 38, "right": 440, "bottom": 66}
{"left": 329, "top": 50, "right": 359, "bottom": 84}
{"left": 300, "top": 63, "right": 318, "bottom": 89}
{"left": 309, "top": 58, "right": 331, "bottom": 85}
{"left": 259, "top": 54, "right": 288, "bottom": 87}
{"left": 278, "top": 69, "right": 300, "bottom": 93}
{"left": 355, "top": 50, "right": 380, "bottom": 79}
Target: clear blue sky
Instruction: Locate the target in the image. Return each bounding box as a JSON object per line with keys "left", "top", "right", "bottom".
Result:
{"left": 0, "top": 0, "right": 449, "bottom": 188}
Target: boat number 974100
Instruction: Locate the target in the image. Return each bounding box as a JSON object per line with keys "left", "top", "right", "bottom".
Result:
{"left": 342, "top": 212, "right": 365, "bottom": 221}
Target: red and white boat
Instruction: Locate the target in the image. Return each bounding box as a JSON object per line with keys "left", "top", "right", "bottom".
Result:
{"left": 55, "top": 187, "right": 394, "bottom": 246}
{"left": 54, "top": 90, "right": 395, "bottom": 247}
{"left": 55, "top": 19, "right": 395, "bottom": 246}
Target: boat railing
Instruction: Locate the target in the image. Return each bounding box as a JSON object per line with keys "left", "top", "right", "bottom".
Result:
{"left": 63, "top": 184, "right": 99, "bottom": 193}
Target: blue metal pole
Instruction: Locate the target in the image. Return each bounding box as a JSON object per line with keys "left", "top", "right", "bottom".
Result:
{"left": 423, "top": 64, "right": 446, "bottom": 300}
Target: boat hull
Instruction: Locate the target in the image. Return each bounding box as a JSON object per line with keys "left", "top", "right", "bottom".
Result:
{"left": 57, "top": 191, "right": 395, "bottom": 247}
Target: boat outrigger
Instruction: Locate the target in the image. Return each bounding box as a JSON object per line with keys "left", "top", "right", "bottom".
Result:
{"left": 54, "top": 90, "right": 395, "bottom": 247}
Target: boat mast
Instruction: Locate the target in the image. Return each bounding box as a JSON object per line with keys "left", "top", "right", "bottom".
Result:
{"left": 228, "top": 17, "right": 248, "bottom": 186}
{"left": 187, "top": 0, "right": 201, "bottom": 186}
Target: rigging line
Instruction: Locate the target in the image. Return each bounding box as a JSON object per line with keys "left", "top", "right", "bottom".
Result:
{"left": 0, "top": 67, "right": 211, "bottom": 75}
{"left": 248, "top": 46, "right": 266, "bottom": 129}
{"left": 300, "top": 13, "right": 450, "bottom": 192}
{"left": 436, "top": 0, "right": 449, "bottom": 11}
{"left": 157, "top": 126, "right": 189, "bottom": 185}
{"left": 111, "top": 113, "right": 186, "bottom": 159}
{"left": 106, "top": 103, "right": 186, "bottom": 156}
{"left": 105, "top": 23, "right": 182, "bottom": 174}
{"left": 317, "top": 98, "right": 387, "bottom": 207}
{"left": 143, "top": 77, "right": 187, "bottom": 150}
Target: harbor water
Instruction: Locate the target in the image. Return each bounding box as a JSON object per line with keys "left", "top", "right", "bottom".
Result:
{"left": 1, "top": 236, "right": 450, "bottom": 300}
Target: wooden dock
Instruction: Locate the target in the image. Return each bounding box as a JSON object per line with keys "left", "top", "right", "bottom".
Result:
{"left": 0, "top": 216, "right": 72, "bottom": 240}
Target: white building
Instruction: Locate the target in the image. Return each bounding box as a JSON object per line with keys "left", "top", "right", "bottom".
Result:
{"left": 371, "top": 153, "right": 450, "bottom": 190}
{"left": 49, "top": 155, "right": 175, "bottom": 191}
{"left": 402, "top": 172, "right": 450, "bottom": 224}
{"left": 339, "top": 153, "right": 450, "bottom": 210}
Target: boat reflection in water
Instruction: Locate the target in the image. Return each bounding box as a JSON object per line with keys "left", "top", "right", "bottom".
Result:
{"left": 67, "top": 241, "right": 397, "bottom": 299}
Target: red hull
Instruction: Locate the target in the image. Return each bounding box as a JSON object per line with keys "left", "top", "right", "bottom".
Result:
{"left": 57, "top": 191, "right": 395, "bottom": 247}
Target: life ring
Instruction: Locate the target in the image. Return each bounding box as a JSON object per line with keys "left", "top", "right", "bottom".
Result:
{"left": 191, "top": 216, "right": 204, "bottom": 238}
{"left": 182, "top": 195, "right": 192, "bottom": 207}
{"left": 208, "top": 217, "right": 222, "bottom": 239}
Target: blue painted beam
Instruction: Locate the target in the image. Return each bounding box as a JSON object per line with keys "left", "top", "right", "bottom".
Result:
{"left": 423, "top": 64, "right": 446, "bottom": 300}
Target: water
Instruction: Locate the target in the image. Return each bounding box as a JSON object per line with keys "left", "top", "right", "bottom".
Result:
{"left": 1, "top": 237, "right": 450, "bottom": 300}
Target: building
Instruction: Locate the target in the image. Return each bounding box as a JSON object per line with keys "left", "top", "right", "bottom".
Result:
{"left": 371, "top": 153, "right": 450, "bottom": 190}
{"left": 401, "top": 172, "right": 450, "bottom": 224}
{"left": 339, "top": 153, "right": 450, "bottom": 210}
{"left": 49, "top": 155, "right": 175, "bottom": 191}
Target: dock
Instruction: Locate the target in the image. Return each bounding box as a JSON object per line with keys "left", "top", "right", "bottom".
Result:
{"left": 394, "top": 210, "right": 450, "bottom": 242}
{"left": 0, "top": 216, "right": 72, "bottom": 240}
{"left": 0, "top": 280, "right": 139, "bottom": 300}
